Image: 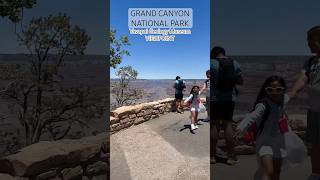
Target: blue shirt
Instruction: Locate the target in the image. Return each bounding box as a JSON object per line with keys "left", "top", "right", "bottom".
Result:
{"left": 210, "top": 58, "right": 242, "bottom": 102}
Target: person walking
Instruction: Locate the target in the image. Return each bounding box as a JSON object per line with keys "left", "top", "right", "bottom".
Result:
{"left": 210, "top": 46, "right": 243, "bottom": 165}
{"left": 289, "top": 26, "right": 320, "bottom": 180}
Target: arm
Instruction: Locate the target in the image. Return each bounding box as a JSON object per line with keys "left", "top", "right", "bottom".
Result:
{"left": 200, "top": 82, "right": 207, "bottom": 95}
{"left": 237, "top": 103, "right": 266, "bottom": 133}
{"left": 234, "top": 61, "right": 244, "bottom": 85}
{"left": 184, "top": 94, "right": 193, "bottom": 104}
{"left": 288, "top": 71, "right": 308, "bottom": 98}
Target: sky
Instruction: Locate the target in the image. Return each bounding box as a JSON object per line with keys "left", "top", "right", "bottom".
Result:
{"left": 110, "top": 0, "right": 210, "bottom": 79}
{"left": 0, "top": 0, "right": 107, "bottom": 55}
{"left": 213, "top": 0, "right": 320, "bottom": 55}
{"left": 1, "top": 1, "right": 319, "bottom": 78}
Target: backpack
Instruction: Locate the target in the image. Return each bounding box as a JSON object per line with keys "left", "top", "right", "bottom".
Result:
{"left": 217, "top": 58, "right": 237, "bottom": 92}
{"left": 243, "top": 100, "right": 271, "bottom": 144}
{"left": 176, "top": 80, "right": 186, "bottom": 91}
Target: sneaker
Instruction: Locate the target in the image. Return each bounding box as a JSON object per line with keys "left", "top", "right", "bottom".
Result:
{"left": 191, "top": 124, "right": 196, "bottom": 130}
{"left": 210, "top": 157, "right": 216, "bottom": 164}
{"left": 226, "top": 156, "right": 238, "bottom": 165}
{"left": 195, "top": 125, "right": 199, "bottom": 129}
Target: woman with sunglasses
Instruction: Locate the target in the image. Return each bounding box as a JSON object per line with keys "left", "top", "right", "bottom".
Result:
{"left": 235, "top": 76, "right": 290, "bottom": 180}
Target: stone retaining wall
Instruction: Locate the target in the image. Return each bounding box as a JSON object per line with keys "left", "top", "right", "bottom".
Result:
{"left": 0, "top": 133, "right": 108, "bottom": 180}
{"left": 110, "top": 98, "right": 206, "bottom": 133}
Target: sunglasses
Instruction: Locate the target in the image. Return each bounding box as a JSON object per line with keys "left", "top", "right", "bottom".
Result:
{"left": 265, "top": 87, "right": 285, "bottom": 94}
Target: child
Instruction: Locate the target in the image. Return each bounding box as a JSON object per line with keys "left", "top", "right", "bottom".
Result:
{"left": 236, "top": 76, "right": 290, "bottom": 180}
{"left": 184, "top": 85, "right": 203, "bottom": 130}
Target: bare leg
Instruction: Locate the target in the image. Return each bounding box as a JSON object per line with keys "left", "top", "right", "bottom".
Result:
{"left": 254, "top": 155, "right": 263, "bottom": 180}
{"left": 176, "top": 99, "right": 181, "bottom": 112}
{"left": 260, "top": 155, "right": 274, "bottom": 180}
{"left": 194, "top": 111, "right": 198, "bottom": 124}
{"left": 223, "top": 121, "right": 235, "bottom": 157}
{"left": 180, "top": 100, "right": 184, "bottom": 111}
{"left": 272, "top": 158, "right": 282, "bottom": 180}
{"left": 211, "top": 121, "right": 220, "bottom": 159}
{"left": 175, "top": 99, "right": 179, "bottom": 111}
{"left": 191, "top": 111, "right": 196, "bottom": 124}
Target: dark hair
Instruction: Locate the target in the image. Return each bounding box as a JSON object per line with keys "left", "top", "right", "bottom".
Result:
{"left": 211, "top": 46, "right": 226, "bottom": 59}
{"left": 308, "top": 26, "right": 320, "bottom": 35}
{"left": 206, "top": 70, "right": 210, "bottom": 75}
{"left": 308, "top": 26, "right": 320, "bottom": 41}
{"left": 253, "top": 76, "right": 287, "bottom": 108}
{"left": 176, "top": 76, "right": 180, "bottom": 80}
{"left": 189, "top": 85, "right": 200, "bottom": 94}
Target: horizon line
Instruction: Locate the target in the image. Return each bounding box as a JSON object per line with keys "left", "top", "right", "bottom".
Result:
{"left": 0, "top": 53, "right": 312, "bottom": 56}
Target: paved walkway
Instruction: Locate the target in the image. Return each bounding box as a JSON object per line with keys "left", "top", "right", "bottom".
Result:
{"left": 213, "top": 155, "right": 311, "bottom": 180}
{"left": 110, "top": 112, "right": 210, "bottom": 180}
{"left": 110, "top": 112, "right": 311, "bottom": 180}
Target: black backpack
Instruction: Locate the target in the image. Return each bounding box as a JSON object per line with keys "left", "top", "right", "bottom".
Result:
{"left": 217, "top": 58, "right": 237, "bottom": 92}
{"left": 176, "top": 80, "right": 185, "bottom": 91}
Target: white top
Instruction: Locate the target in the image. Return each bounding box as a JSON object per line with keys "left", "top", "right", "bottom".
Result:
{"left": 184, "top": 92, "right": 201, "bottom": 108}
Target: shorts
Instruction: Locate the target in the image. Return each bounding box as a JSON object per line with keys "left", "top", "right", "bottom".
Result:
{"left": 190, "top": 107, "right": 200, "bottom": 112}
{"left": 212, "top": 101, "right": 235, "bottom": 121}
{"left": 306, "top": 110, "right": 320, "bottom": 145}
{"left": 258, "top": 146, "right": 287, "bottom": 158}
{"left": 175, "top": 94, "right": 183, "bottom": 100}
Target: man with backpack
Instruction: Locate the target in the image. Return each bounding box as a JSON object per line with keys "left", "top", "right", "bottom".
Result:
{"left": 210, "top": 46, "right": 243, "bottom": 165}
{"left": 174, "top": 76, "right": 186, "bottom": 113}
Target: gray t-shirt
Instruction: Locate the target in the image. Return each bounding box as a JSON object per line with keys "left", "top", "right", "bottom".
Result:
{"left": 303, "top": 57, "right": 320, "bottom": 112}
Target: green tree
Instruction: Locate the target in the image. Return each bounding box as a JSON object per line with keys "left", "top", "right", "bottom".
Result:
{"left": 110, "top": 28, "right": 130, "bottom": 69}
{"left": 0, "top": 0, "right": 36, "bottom": 22}
{"left": 111, "top": 66, "right": 143, "bottom": 108}
{"left": 0, "top": 14, "right": 102, "bottom": 146}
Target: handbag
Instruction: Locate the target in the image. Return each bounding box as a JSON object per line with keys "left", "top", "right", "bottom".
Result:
{"left": 199, "top": 102, "right": 206, "bottom": 113}
{"left": 279, "top": 113, "right": 289, "bottom": 134}
{"left": 282, "top": 128, "right": 308, "bottom": 171}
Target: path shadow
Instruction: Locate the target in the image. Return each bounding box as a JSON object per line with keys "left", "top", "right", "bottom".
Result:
{"left": 214, "top": 156, "right": 228, "bottom": 165}
{"left": 179, "top": 124, "right": 195, "bottom": 134}
{"left": 199, "top": 118, "right": 210, "bottom": 123}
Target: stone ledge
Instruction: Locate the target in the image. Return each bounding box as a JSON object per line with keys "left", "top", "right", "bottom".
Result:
{"left": 110, "top": 98, "right": 207, "bottom": 133}
{"left": 0, "top": 133, "right": 108, "bottom": 178}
